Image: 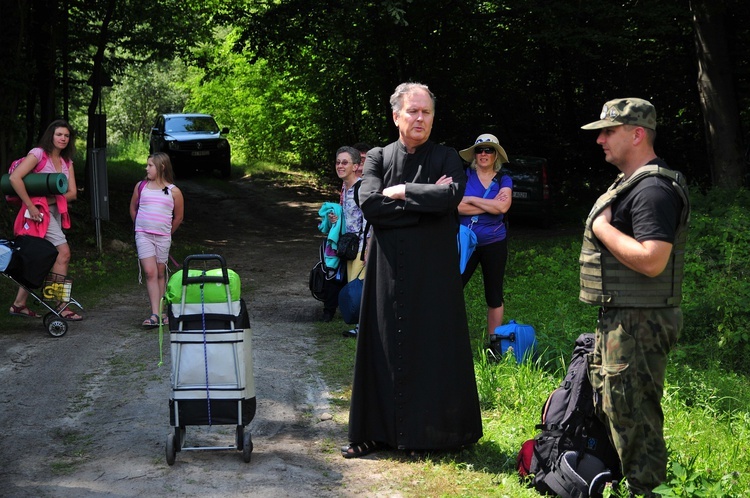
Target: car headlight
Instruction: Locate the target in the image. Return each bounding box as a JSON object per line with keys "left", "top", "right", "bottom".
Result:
{"left": 167, "top": 141, "right": 180, "bottom": 151}
{"left": 217, "top": 140, "right": 229, "bottom": 150}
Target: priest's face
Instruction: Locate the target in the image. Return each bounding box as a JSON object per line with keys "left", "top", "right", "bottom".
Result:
{"left": 393, "top": 89, "right": 434, "bottom": 150}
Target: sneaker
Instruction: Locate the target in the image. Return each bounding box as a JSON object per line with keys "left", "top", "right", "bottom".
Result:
{"left": 342, "top": 325, "right": 358, "bottom": 338}
{"left": 322, "top": 310, "right": 335, "bottom": 322}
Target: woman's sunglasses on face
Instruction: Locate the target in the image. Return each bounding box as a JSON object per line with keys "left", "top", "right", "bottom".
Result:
{"left": 474, "top": 147, "right": 496, "bottom": 155}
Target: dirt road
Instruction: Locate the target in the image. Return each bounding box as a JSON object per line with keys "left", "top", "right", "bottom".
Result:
{"left": 0, "top": 173, "right": 397, "bottom": 497}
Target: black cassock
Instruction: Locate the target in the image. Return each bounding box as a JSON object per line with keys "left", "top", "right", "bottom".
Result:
{"left": 348, "top": 140, "right": 482, "bottom": 450}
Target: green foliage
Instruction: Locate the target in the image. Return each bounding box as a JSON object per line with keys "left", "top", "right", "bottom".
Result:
{"left": 106, "top": 60, "right": 192, "bottom": 142}
{"left": 107, "top": 136, "right": 150, "bottom": 163}
{"left": 474, "top": 347, "right": 556, "bottom": 416}
{"left": 680, "top": 188, "right": 750, "bottom": 373}
{"left": 501, "top": 235, "right": 597, "bottom": 368}
{"left": 653, "top": 456, "right": 742, "bottom": 497}
{"left": 6, "top": 0, "right": 750, "bottom": 193}
{"left": 229, "top": 0, "right": 745, "bottom": 188}
{"left": 163, "top": 26, "right": 321, "bottom": 167}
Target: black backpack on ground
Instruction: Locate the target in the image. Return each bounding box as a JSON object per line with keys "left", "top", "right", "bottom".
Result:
{"left": 522, "top": 333, "right": 622, "bottom": 498}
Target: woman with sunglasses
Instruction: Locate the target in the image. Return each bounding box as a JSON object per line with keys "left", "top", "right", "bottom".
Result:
{"left": 457, "top": 133, "right": 513, "bottom": 357}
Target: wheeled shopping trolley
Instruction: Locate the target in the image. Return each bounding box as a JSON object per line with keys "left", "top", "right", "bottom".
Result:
{"left": 163, "top": 254, "right": 255, "bottom": 465}
{"left": 1, "top": 235, "right": 83, "bottom": 337}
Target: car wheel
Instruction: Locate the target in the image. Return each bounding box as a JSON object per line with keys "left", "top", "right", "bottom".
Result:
{"left": 220, "top": 160, "right": 231, "bottom": 178}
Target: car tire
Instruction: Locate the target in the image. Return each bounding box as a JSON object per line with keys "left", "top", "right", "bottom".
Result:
{"left": 220, "top": 160, "right": 231, "bottom": 178}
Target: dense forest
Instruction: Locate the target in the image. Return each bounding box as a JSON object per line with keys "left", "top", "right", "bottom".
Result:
{"left": 1, "top": 0, "right": 748, "bottom": 200}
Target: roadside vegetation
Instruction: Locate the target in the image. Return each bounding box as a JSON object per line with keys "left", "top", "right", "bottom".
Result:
{"left": 2, "top": 143, "right": 748, "bottom": 496}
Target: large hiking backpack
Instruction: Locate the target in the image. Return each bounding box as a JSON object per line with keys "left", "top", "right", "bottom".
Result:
{"left": 520, "top": 333, "right": 622, "bottom": 498}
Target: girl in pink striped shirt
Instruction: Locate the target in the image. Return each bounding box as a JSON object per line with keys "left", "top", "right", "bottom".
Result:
{"left": 129, "top": 153, "right": 184, "bottom": 327}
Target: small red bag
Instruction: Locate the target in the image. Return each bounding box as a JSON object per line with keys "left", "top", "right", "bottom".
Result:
{"left": 516, "top": 438, "right": 535, "bottom": 477}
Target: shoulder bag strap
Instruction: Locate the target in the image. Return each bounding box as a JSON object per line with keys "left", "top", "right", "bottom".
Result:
{"left": 469, "top": 174, "right": 497, "bottom": 227}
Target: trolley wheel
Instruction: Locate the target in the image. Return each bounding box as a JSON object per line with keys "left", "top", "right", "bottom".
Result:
{"left": 166, "top": 433, "right": 177, "bottom": 465}
{"left": 242, "top": 430, "right": 253, "bottom": 463}
{"left": 46, "top": 315, "right": 68, "bottom": 337}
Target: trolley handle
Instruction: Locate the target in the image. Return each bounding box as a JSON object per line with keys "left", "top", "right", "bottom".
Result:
{"left": 181, "top": 254, "right": 230, "bottom": 285}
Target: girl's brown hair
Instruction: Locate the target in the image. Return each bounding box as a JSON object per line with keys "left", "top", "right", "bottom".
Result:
{"left": 148, "top": 152, "right": 175, "bottom": 184}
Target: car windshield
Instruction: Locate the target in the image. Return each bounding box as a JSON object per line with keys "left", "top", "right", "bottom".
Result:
{"left": 165, "top": 116, "right": 219, "bottom": 134}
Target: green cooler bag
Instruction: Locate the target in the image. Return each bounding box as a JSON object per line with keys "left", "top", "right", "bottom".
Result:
{"left": 165, "top": 268, "right": 241, "bottom": 304}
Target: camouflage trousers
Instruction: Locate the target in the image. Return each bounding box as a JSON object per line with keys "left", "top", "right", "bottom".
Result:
{"left": 587, "top": 307, "right": 682, "bottom": 497}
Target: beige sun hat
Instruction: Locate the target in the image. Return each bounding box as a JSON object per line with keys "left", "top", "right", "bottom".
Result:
{"left": 459, "top": 133, "right": 509, "bottom": 163}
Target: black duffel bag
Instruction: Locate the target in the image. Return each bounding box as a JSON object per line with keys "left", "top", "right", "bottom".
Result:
{"left": 4, "top": 235, "right": 58, "bottom": 288}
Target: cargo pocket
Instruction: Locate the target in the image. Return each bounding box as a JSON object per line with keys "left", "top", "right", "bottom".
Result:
{"left": 601, "top": 362, "right": 634, "bottom": 422}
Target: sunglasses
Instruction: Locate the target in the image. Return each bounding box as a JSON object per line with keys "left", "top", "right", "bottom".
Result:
{"left": 474, "top": 147, "right": 496, "bottom": 155}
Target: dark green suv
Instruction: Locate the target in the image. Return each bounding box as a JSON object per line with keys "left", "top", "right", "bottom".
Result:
{"left": 503, "top": 155, "right": 552, "bottom": 225}
{"left": 149, "top": 113, "right": 231, "bottom": 178}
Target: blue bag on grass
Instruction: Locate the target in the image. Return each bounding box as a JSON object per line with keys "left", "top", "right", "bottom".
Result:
{"left": 493, "top": 320, "right": 537, "bottom": 363}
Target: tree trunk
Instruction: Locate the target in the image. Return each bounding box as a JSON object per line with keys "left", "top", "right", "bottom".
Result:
{"left": 34, "top": 0, "right": 58, "bottom": 129}
{"left": 690, "top": 0, "right": 746, "bottom": 188}
{"left": 84, "top": 0, "right": 116, "bottom": 197}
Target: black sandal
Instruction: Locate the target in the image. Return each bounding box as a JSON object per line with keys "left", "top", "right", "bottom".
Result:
{"left": 340, "top": 441, "right": 384, "bottom": 459}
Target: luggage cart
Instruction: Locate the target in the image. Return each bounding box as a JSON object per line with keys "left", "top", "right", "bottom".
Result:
{"left": 164, "top": 254, "right": 255, "bottom": 465}
{"left": 1, "top": 236, "right": 83, "bottom": 337}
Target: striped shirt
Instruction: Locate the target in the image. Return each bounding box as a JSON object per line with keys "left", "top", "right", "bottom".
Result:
{"left": 135, "top": 183, "right": 175, "bottom": 236}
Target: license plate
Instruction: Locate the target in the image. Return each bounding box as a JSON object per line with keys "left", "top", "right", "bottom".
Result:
{"left": 513, "top": 191, "right": 529, "bottom": 199}
{"left": 191, "top": 151, "right": 210, "bottom": 156}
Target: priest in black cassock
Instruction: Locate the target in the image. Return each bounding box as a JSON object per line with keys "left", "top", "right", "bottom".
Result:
{"left": 341, "top": 82, "right": 482, "bottom": 459}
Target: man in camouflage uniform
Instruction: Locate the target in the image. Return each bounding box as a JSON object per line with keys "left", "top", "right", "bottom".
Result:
{"left": 579, "top": 98, "right": 690, "bottom": 497}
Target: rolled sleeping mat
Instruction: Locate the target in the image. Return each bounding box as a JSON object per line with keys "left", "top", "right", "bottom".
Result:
{"left": 1, "top": 173, "right": 68, "bottom": 196}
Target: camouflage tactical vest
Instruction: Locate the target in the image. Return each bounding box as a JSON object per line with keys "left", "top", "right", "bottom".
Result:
{"left": 579, "top": 165, "right": 690, "bottom": 308}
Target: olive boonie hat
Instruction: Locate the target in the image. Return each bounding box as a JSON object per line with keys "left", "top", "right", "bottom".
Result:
{"left": 459, "top": 133, "right": 509, "bottom": 163}
{"left": 581, "top": 98, "right": 657, "bottom": 130}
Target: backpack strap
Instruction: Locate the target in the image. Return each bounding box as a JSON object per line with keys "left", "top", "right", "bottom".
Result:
{"left": 133, "top": 180, "right": 148, "bottom": 224}
{"left": 34, "top": 151, "right": 49, "bottom": 173}
{"left": 359, "top": 220, "right": 370, "bottom": 261}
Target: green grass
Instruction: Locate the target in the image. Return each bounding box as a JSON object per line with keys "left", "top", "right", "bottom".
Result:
{"left": 313, "top": 199, "right": 750, "bottom": 496}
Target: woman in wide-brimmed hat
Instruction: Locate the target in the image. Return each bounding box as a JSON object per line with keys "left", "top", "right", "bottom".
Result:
{"left": 457, "top": 133, "right": 513, "bottom": 358}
